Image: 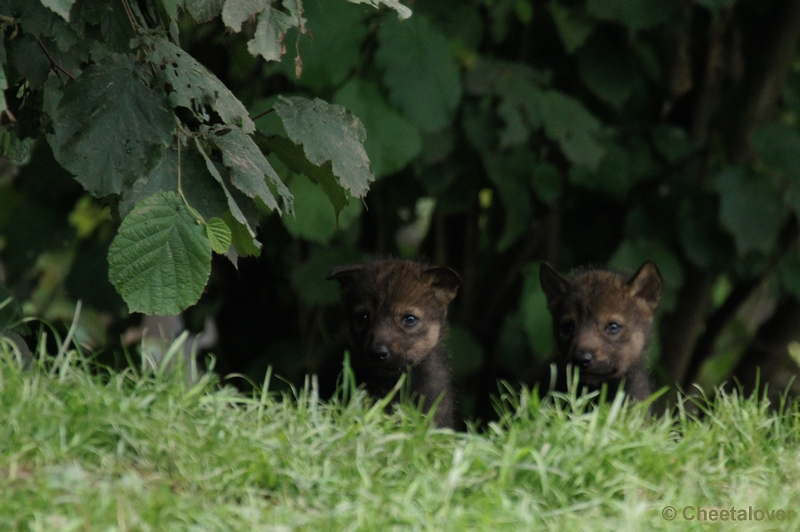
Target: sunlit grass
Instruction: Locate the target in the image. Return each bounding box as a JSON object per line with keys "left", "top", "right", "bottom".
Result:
{"left": 1, "top": 330, "right": 799, "bottom": 531}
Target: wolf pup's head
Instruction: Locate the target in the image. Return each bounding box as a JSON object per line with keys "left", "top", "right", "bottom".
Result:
{"left": 539, "top": 262, "right": 663, "bottom": 386}
{"left": 328, "top": 260, "right": 460, "bottom": 376}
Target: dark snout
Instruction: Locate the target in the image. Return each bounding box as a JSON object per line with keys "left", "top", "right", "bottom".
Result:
{"left": 571, "top": 350, "right": 593, "bottom": 368}
{"left": 368, "top": 344, "right": 391, "bottom": 362}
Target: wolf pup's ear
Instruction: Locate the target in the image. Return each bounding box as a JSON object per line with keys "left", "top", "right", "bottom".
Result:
{"left": 327, "top": 264, "right": 364, "bottom": 290}
{"left": 539, "top": 262, "right": 570, "bottom": 304}
{"left": 423, "top": 265, "right": 461, "bottom": 304}
{"left": 627, "top": 261, "right": 663, "bottom": 312}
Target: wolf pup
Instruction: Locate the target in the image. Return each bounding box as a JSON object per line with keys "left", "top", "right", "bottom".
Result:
{"left": 320, "top": 259, "right": 460, "bottom": 428}
{"left": 539, "top": 261, "right": 663, "bottom": 401}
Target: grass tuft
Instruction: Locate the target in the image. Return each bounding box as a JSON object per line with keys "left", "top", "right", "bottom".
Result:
{"left": 1, "top": 335, "right": 800, "bottom": 530}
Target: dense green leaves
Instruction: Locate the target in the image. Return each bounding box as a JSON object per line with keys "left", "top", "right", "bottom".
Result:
{"left": 108, "top": 192, "right": 211, "bottom": 315}
{"left": 46, "top": 55, "right": 174, "bottom": 197}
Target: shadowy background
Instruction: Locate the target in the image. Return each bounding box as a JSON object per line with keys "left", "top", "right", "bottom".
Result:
{"left": 4, "top": 0, "right": 800, "bottom": 424}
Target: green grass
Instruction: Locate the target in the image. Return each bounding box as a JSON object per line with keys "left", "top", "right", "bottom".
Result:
{"left": 1, "top": 333, "right": 800, "bottom": 531}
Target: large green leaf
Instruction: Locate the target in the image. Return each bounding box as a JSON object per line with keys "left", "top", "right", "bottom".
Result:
{"left": 333, "top": 79, "right": 422, "bottom": 178}
{"left": 273, "top": 96, "right": 374, "bottom": 198}
{"left": 108, "top": 191, "right": 212, "bottom": 315}
{"left": 540, "top": 89, "right": 605, "bottom": 170}
{"left": 376, "top": 15, "right": 461, "bottom": 133}
{"left": 147, "top": 37, "right": 255, "bottom": 134}
{"left": 483, "top": 149, "right": 535, "bottom": 251}
{"left": 203, "top": 126, "right": 292, "bottom": 213}
{"left": 576, "top": 33, "right": 636, "bottom": 109}
{"left": 46, "top": 55, "right": 174, "bottom": 197}
{"left": 549, "top": 3, "right": 596, "bottom": 54}
{"left": 715, "top": 167, "right": 785, "bottom": 256}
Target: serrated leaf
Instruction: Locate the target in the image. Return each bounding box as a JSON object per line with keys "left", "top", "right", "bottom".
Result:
{"left": 273, "top": 96, "right": 374, "bottom": 198}
{"left": 349, "top": 0, "right": 411, "bottom": 19}
{"left": 540, "top": 89, "right": 605, "bottom": 170}
{"left": 47, "top": 54, "right": 174, "bottom": 196}
{"left": 147, "top": 37, "right": 255, "bottom": 134}
{"left": 41, "top": 0, "right": 76, "bottom": 21}
{"left": 204, "top": 126, "right": 292, "bottom": 213}
{"left": 247, "top": 5, "right": 299, "bottom": 62}
{"left": 108, "top": 191, "right": 212, "bottom": 315}
{"left": 376, "top": 15, "right": 461, "bottom": 133}
{"left": 185, "top": 0, "right": 224, "bottom": 23}
{"left": 205, "top": 217, "right": 232, "bottom": 253}
{"left": 333, "top": 79, "right": 422, "bottom": 178}
{"left": 260, "top": 135, "right": 348, "bottom": 216}
{"left": 221, "top": 0, "right": 269, "bottom": 31}
{"left": 715, "top": 167, "right": 785, "bottom": 256}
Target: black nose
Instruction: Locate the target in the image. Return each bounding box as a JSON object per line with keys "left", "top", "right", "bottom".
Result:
{"left": 368, "top": 345, "right": 391, "bottom": 362}
{"left": 572, "top": 350, "right": 593, "bottom": 368}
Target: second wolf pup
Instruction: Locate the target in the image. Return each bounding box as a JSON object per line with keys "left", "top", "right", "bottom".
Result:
{"left": 320, "top": 258, "right": 460, "bottom": 428}
{"left": 539, "top": 261, "right": 663, "bottom": 401}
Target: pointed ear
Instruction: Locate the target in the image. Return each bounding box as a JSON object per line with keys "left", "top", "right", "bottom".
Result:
{"left": 423, "top": 265, "right": 460, "bottom": 305}
{"left": 327, "top": 264, "right": 364, "bottom": 290}
{"left": 627, "top": 261, "right": 663, "bottom": 311}
{"left": 539, "top": 262, "right": 569, "bottom": 304}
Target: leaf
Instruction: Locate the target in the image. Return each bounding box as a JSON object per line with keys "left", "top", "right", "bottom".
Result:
{"left": 260, "top": 135, "right": 348, "bottom": 216}
{"left": 147, "top": 37, "right": 255, "bottom": 134}
{"left": 540, "top": 89, "right": 605, "bottom": 170}
{"left": 40, "top": 0, "right": 76, "bottom": 21}
{"left": 46, "top": 54, "right": 174, "bottom": 197}
{"left": 273, "top": 96, "right": 374, "bottom": 198}
{"left": 119, "top": 145, "right": 228, "bottom": 221}
{"left": 348, "top": 0, "right": 412, "bottom": 19}
{"left": 376, "top": 15, "right": 462, "bottom": 133}
{"left": 108, "top": 191, "right": 212, "bottom": 315}
{"left": 185, "top": 0, "right": 224, "bottom": 23}
{"left": 220, "top": 0, "right": 269, "bottom": 31}
{"left": 333, "top": 79, "right": 422, "bottom": 178}
{"left": 549, "top": 3, "right": 596, "bottom": 54}
{"left": 677, "top": 194, "right": 737, "bottom": 270}
{"left": 222, "top": 210, "right": 261, "bottom": 258}
{"left": 205, "top": 217, "right": 232, "bottom": 254}
{"left": 715, "top": 167, "right": 785, "bottom": 256}
{"left": 530, "top": 162, "right": 562, "bottom": 204}
{"left": 586, "top": 0, "right": 674, "bottom": 33}
{"left": 203, "top": 125, "right": 292, "bottom": 213}
{"left": 281, "top": 174, "right": 362, "bottom": 245}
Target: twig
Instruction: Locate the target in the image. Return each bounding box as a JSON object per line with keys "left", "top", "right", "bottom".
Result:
{"left": 36, "top": 37, "right": 76, "bottom": 80}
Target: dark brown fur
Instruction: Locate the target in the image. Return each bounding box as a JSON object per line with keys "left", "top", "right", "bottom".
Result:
{"left": 539, "top": 261, "right": 663, "bottom": 401}
{"left": 319, "top": 258, "right": 460, "bottom": 428}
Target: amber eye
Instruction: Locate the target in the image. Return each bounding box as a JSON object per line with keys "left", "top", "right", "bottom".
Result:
{"left": 354, "top": 312, "right": 369, "bottom": 328}
{"left": 560, "top": 320, "right": 575, "bottom": 336}
{"left": 402, "top": 314, "right": 419, "bottom": 326}
{"left": 605, "top": 322, "right": 622, "bottom": 334}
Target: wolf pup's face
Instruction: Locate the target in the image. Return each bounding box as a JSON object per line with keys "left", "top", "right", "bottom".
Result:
{"left": 328, "top": 260, "right": 460, "bottom": 376}
{"left": 539, "top": 262, "right": 663, "bottom": 385}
